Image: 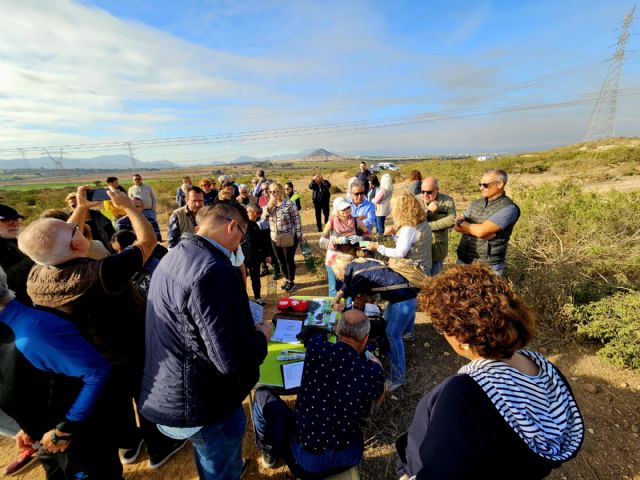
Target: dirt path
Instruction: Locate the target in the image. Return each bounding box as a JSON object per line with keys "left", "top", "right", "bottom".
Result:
{"left": 2, "top": 172, "right": 640, "bottom": 479}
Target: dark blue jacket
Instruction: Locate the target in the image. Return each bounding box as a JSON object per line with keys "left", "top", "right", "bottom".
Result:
{"left": 139, "top": 234, "right": 268, "bottom": 427}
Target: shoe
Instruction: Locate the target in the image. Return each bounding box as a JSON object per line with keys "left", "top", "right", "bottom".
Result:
{"left": 281, "top": 281, "right": 290, "bottom": 290}
{"left": 403, "top": 332, "right": 415, "bottom": 341}
{"left": 255, "top": 298, "right": 266, "bottom": 307}
{"left": 386, "top": 380, "right": 404, "bottom": 393}
{"left": 285, "top": 281, "right": 295, "bottom": 291}
{"left": 261, "top": 451, "right": 276, "bottom": 469}
{"left": 240, "top": 458, "right": 249, "bottom": 478}
{"left": 148, "top": 439, "right": 188, "bottom": 469}
{"left": 4, "top": 447, "right": 37, "bottom": 476}
{"left": 119, "top": 439, "right": 144, "bottom": 464}
{"left": 317, "top": 227, "right": 322, "bottom": 232}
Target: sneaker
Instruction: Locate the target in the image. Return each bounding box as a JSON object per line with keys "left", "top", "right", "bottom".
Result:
{"left": 386, "top": 380, "right": 404, "bottom": 393}
{"left": 119, "top": 439, "right": 144, "bottom": 464}
{"left": 281, "top": 281, "right": 290, "bottom": 290}
{"left": 261, "top": 451, "right": 276, "bottom": 469}
{"left": 4, "top": 447, "right": 37, "bottom": 476}
{"left": 255, "top": 298, "right": 266, "bottom": 307}
{"left": 403, "top": 332, "right": 415, "bottom": 341}
{"left": 285, "top": 281, "right": 295, "bottom": 291}
{"left": 148, "top": 439, "right": 188, "bottom": 470}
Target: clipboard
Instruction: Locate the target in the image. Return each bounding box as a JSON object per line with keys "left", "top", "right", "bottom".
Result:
{"left": 280, "top": 361, "right": 305, "bottom": 390}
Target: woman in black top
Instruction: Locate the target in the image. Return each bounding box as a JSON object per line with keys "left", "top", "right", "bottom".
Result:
{"left": 396, "top": 265, "right": 584, "bottom": 479}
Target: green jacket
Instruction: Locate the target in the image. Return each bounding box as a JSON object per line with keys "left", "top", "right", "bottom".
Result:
{"left": 416, "top": 192, "right": 456, "bottom": 263}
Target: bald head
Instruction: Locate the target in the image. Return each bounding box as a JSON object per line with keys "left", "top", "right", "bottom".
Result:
{"left": 18, "top": 218, "right": 88, "bottom": 265}
{"left": 421, "top": 177, "right": 439, "bottom": 202}
{"left": 336, "top": 309, "right": 370, "bottom": 341}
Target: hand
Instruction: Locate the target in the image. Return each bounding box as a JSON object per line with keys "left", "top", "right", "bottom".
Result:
{"left": 366, "top": 242, "right": 378, "bottom": 251}
{"left": 16, "top": 430, "right": 34, "bottom": 450}
{"left": 426, "top": 201, "right": 439, "bottom": 213}
{"left": 75, "top": 185, "right": 101, "bottom": 209}
{"left": 267, "top": 197, "right": 277, "bottom": 209}
{"left": 384, "top": 225, "right": 396, "bottom": 236}
{"left": 40, "top": 429, "right": 71, "bottom": 453}
{"left": 256, "top": 322, "right": 273, "bottom": 342}
{"left": 332, "top": 301, "right": 345, "bottom": 312}
{"left": 106, "top": 187, "right": 135, "bottom": 211}
{"left": 358, "top": 215, "right": 367, "bottom": 221}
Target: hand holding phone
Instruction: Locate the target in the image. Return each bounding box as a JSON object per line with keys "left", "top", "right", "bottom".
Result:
{"left": 85, "top": 188, "right": 111, "bottom": 202}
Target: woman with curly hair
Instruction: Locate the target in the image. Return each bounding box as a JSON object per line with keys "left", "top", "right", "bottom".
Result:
{"left": 408, "top": 170, "right": 422, "bottom": 195}
{"left": 396, "top": 265, "right": 584, "bottom": 480}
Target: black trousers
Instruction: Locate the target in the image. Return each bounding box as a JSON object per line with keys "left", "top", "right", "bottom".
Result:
{"left": 313, "top": 203, "right": 330, "bottom": 231}
{"left": 246, "top": 261, "right": 262, "bottom": 299}
{"left": 271, "top": 237, "right": 298, "bottom": 282}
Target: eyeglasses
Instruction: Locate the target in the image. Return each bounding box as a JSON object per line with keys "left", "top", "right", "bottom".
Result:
{"left": 421, "top": 190, "right": 435, "bottom": 195}
{"left": 69, "top": 224, "right": 79, "bottom": 247}
{"left": 352, "top": 191, "right": 365, "bottom": 196}
{"left": 479, "top": 181, "right": 499, "bottom": 189}
{"left": 225, "top": 217, "right": 246, "bottom": 241}
{"left": 269, "top": 190, "right": 278, "bottom": 194}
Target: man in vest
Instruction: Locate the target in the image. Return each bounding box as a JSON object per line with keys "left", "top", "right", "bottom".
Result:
{"left": 455, "top": 169, "right": 520, "bottom": 276}
{"left": 167, "top": 186, "right": 205, "bottom": 248}
{"left": 415, "top": 177, "right": 457, "bottom": 276}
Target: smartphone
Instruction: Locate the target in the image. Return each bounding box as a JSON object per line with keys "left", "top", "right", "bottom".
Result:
{"left": 86, "top": 188, "right": 111, "bottom": 202}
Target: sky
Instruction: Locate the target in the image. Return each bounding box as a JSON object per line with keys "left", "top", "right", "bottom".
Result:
{"left": 0, "top": 0, "right": 638, "bottom": 165}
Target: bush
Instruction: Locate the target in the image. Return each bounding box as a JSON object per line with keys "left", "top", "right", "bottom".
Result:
{"left": 329, "top": 185, "right": 342, "bottom": 194}
{"left": 574, "top": 292, "right": 640, "bottom": 369}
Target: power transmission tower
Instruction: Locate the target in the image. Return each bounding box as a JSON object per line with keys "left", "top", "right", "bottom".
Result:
{"left": 585, "top": 5, "right": 636, "bottom": 141}
{"left": 42, "top": 148, "right": 65, "bottom": 169}
{"left": 127, "top": 142, "right": 139, "bottom": 169}
{"left": 19, "top": 148, "right": 31, "bottom": 169}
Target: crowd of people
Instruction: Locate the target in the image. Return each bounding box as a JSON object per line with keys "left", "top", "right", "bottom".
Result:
{"left": 0, "top": 163, "right": 584, "bottom": 479}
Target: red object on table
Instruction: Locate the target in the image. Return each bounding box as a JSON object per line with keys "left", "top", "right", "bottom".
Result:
{"left": 277, "top": 297, "right": 308, "bottom": 312}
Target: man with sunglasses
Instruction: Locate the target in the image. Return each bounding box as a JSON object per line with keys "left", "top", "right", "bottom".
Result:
{"left": 140, "top": 201, "right": 272, "bottom": 479}
{"left": 455, "top": 169, "right": 520, "bottom": 276}
{"left": 415, "top": 178, "right": 456, "bottom": 276}
{"left": 348, "top": 180, "right": 376, "bottom": 232}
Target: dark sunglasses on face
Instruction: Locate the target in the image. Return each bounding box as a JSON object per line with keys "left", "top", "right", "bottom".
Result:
{"left": 421, "top": 190, "right": 434, "bottom": 195}
{"left": 352, "top": 191, "right": 365, "bottom": 196}
{"left": 479, "top": 181, "right": 499, "bottom": 189}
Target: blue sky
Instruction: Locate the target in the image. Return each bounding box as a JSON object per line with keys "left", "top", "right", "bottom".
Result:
{"left": 0, "top": 0, "right": 637, "bottom": 164}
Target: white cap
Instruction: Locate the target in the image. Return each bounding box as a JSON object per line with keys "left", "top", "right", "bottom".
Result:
{"left": 333, "top": 197, "right": 352, "bottom": 211}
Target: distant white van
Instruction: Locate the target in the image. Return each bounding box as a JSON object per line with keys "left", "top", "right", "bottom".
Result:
{"left": 377, "top": 162, "right": 398, "bottom": 171}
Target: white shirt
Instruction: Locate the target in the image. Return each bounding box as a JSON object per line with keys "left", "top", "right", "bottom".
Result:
{"left": 377, "top": 226, "right": 417, "bottom": 258}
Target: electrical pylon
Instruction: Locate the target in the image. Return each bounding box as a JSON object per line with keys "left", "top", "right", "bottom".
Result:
{"left": 42, "top": 148, "right": 65, "bottom": 169}
{"left": 19, "top": 148, "right": 31, "bottom": 169}
{"left": 127, "top": 142, "right": 139, "bottom": 169}
{"left": 585, "top": 5, "right": 636, "bottom": 140}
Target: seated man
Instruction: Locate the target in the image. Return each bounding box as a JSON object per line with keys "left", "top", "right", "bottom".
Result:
{"left": 253, "top": 309, "right": 385, "bottom": 479}
{"left": 0, "top": 266, "right": 114, "bottom": 479}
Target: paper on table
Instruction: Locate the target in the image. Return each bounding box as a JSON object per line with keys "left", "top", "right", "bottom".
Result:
{"left": 364, "top": 303, "right": 381, "bottom": 317}
{"left": 249, "top": 301, "right": 263, "bottom": 325}
{"left": 271, "top": 319, "right": 303, "bottom": 344}
{"left": 282, "top": 361, "right": 305, "bottom": 390}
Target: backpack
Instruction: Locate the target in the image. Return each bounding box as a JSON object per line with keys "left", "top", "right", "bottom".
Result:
{"left": 352, "top": 258, "right": 428, "bottom": 292}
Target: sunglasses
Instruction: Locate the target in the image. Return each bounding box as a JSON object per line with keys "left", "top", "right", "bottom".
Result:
{"left": 352, "top": 191, "right": 365, "bottom": 196}
{"left": 269, "top": 190, "right": 279, "bottom": 194}
{"left": 69, "top": 223, "right": 79, "bottom": 247}
{"left": 421, "top": 190, "right": 435, "bottom": 195}
{"left": 479, "top": 181, "right": 499, "bottom": 189}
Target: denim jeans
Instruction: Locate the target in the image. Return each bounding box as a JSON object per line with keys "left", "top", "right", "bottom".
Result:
{"left": 162, "top": 407, "right": 245, "bottom": 480}
{"left": 384, "top": 298, "right": 416, "bottom": 384}
{"left": 430, "top": 260, "right": 444, "bottom": 276}
{"left": 375, "top": 216, "right": 386, "bottom": 237}
{"left": 326, "top": 265, "right": 343, "bottom": 298}
{"left": 456, "top": 257, "right": 504, "bottom": 276}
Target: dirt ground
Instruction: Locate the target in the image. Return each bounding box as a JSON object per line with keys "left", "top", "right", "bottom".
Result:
{"left": 2, "top": 170, "right": 640, "bottom": 479}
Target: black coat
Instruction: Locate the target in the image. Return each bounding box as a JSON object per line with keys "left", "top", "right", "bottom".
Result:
{"left": 308, "top": 179, "right": 331, "bottom": 205}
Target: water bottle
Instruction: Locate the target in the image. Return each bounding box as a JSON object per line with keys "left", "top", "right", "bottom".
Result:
{"left": 267, "top": 277, "right": 277, "bottom": 301}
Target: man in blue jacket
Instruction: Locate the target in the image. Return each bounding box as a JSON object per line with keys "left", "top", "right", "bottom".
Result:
{"left": 140, "top": 201, "right": 272, "bottom": 480}
{"left": 0, "top": 266, "right": 114, "bottom": 479}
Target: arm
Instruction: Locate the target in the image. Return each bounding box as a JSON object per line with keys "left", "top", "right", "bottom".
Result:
{"left": 291, "top": 205, "right": 303, "bottom": 240}
{"left": 377, "top": 227, "right": 417, "bottom": 258}
{"left": 363, "top": 203, "right": 376, "bottom": 231}
{"left": 428, "top": 199, "right": 457, "bottom": 232}
{"left": 372, "top": 188, "right": 386, "bottom": 204}
{"left": 175, "top": 188, "right": 182, "bottom": 206}
{"left": 107, "top": 188, "right": 157, "bottom": 261}
{"left": 455, "top": 220, "right": 501, "bottom": 239}
{"left": 150, "top": 186, "right": 158, "bottom": 211}
{"left": 167, "top": 213, "right": 181, "bottom": 249}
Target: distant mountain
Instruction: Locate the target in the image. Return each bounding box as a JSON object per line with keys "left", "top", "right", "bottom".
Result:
{"left": 0, "top": 154, "right": 177, "bottom": 170}
{"left": 234, "top": 155, "right": 260, "bottom": 163}
{"left": 304, "top": 148, "right": 337, "bottom": 159}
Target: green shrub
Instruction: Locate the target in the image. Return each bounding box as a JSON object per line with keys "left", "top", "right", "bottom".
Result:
{"left": 574, "top": 292, "right": 640, "bottom": 370}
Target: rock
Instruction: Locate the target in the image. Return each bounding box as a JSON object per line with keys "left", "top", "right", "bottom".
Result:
{"left": 584, "top": 383, "right": 598, "bottom": 394}
{"left": 443, "top": 352, "right": 450, "bottom": 356}
{"left": 620, "top": 382, "right": 629, "bottom": 388}
{"left": 423, "top": 342, "right": 431, "bottom": 348}
{"left": 391, "top": 395, "right": 399, "bottom": 401}
{"left": 631, "top": 424, "right": 640, "bottom": 433}
{"left": 587, "top": 428, "right": 595, "bottom": 435}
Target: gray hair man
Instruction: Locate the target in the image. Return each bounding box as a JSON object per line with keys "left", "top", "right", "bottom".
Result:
{"left": 251, "top": 308, "right": 385, "bottom": 476}
{"left": 455, "top": 169, "right": 520, "bottom": 276}
{"left": 19, "top": 186, "right": 186, "bottom": 469}
{"left": 416, "top": 177, "right": 457, "bottom": 276}
{"left": 348, "top": 179, "right": 375, "bottom": 232}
